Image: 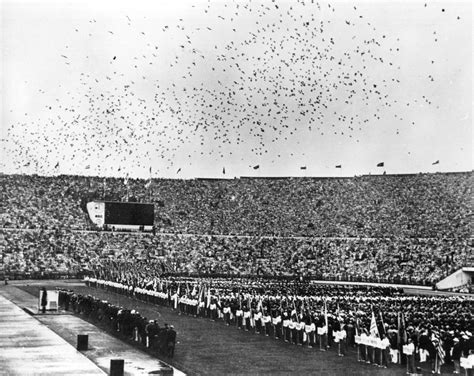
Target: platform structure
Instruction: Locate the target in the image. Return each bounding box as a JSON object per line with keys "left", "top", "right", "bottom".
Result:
{"left": 0, "top": 293, "right": 105, "bottom": 376}
{"left": 0, "top": 286, "right": 185, "bottom": 376}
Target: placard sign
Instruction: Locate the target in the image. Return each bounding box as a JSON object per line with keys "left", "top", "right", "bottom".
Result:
{"left": 354, "top": 335, "right": 385, "bottom": 349}
{"left": 460, "top": 357, "right": 473, "bottom": 369}
{"left": 38, "top": 290, "right": 59, "bottom": 311}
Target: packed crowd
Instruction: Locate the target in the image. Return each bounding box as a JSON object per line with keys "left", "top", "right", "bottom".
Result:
{"left": 2, "top": 172, "right": 472, "bottom": 238}
{"left": 3, "top": 229, "right": 472, "bottom": 285}
{"left": 58, "top": 289, "right": 177, "bottom": 357}
{"left": 1, "top": 172, "right": 472, "bottom": 285}
{"left": 86, "top": 275, "right": 474, "bottom": 373}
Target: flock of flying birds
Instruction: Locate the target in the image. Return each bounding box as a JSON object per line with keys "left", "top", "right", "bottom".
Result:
{"left": 5, "top": 0, "right": 462, "bottom": 178}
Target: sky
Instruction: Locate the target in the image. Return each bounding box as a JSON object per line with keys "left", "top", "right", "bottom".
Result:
{"left": 1, "top": 0, "right": 472, "bottom": 179}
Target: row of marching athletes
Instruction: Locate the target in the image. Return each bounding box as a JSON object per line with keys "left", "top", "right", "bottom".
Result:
{"left": 175, "top": 294, "right": 353, "bottom": 358}
{"left": 133, "top": 280, "right": 387, "bottom": 364}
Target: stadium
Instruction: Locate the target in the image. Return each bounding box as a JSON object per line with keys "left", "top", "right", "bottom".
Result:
{"left": 1, "top": 0, "right": 473, "bottom": 375}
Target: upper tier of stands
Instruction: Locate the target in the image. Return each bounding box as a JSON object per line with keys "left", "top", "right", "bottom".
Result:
{"left": 1, "top": 171, "right": 472, "bottom": 238}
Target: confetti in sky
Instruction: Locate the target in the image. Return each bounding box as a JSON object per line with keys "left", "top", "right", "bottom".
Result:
{"left": 1, "top": 0, "right": 472, "bottom": 179}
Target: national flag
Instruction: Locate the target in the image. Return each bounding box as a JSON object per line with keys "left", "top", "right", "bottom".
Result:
{"left": 335, "top": 165, "right": 342, "bottom": 168}
{"left": 324, "top": 300, "right": 328, "bottom": 330}
{"left": 432, "top": 333, "right": 445, "bottom": 365}
{"left": 300, "top": 166, "right": 307, "bottom": 170}
{"left": 174, "top": 284, "right": 180, "bottom": 309}
{"left": 355, "top": 316, "right": 361, "bottom": 336}
{"left": 397, "top": 312, "right": 408, "bottom": 348}
{"left": 176, "top": 168, "right": 181, "bottom": 174}
{"left": 432, "top": 160, "right": 439, "bottom": 165}
{"left": 85, "top": 165, "right": 90, "bottom": 169}
{"left": 370, "top": 311, "right": 380, "bottom": 338}
{"left": 206, "top": 286, "right": 211, "bottom": 308}
{"left": 222, "top": 167, "right": 226, "bottom": 175}
{"left": 54, "top": 162, "right": 60, "bottom": 169}
{"left": 379, "top": 311, "right": 386, "bottom": 335}
{"left": 257, "top": 296, "right": 263, "bottom": 312}
{"left": 196, "top": 285, "right": 203, "bottom": 314}
{"left": 145, "top": 179, "right": 152, "bottom": 189}
{"left": 377, "top": 162, "right": 384, "bottom": 167}
{"left": 253, "top": 165, "right": 260, "bottom": 170}
{"left": 124, "top": 174, "right": 129, "bottom": 185}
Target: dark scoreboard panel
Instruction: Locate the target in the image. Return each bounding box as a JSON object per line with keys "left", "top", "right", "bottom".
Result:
{"left": 104, "top": 202, "right": 154, "bottom": 226}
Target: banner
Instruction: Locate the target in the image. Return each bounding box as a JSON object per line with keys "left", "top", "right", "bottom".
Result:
{"left": 354, "top": 335, "right": 385, "bottom": 349}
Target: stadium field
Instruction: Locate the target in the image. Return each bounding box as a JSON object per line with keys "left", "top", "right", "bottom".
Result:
{"left": 17, "top": 282, "right": 457, "bottom": 376}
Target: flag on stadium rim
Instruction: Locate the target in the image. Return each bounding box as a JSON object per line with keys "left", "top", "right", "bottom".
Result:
{"left": 432, "top": 160, "right": 440, "bottom": 165}
{"left": 300, "top": 166, "right": 307, "bottom": 170}
{"left": 335, "top": 165, "right": 342, "bottom": 168}
{"left": 145, "top": 167, "right": 152, "bottom": 188}
{"left": 253, "top": 165, "right": 260, "bottom": 170}
{"left": 377, "top": 162, "right": 384, "bottom": 167}
{"left": 370, "top": 311, "right": 380, "bottom": 338}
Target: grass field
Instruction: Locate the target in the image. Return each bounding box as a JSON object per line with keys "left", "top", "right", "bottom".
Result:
{"left": 18, "top": 283, "right": 456, "bottom": 376}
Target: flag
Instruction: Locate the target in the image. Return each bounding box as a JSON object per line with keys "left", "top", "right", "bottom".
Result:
{"left": 206, "top": 286, "right": 211, "bottom": 308}
{"left": 397, "top": 312, "right": 408, "bottom": 349}
{"left": 432, "top": 160, "right": 439, "bottom": 165}
{"left": 253, "top": 165, "right": 260, "bottom": 170}
{"left": 145, "top": 179, "right": 152, "bottom": 189}
{"left": 85, "top": 165, "right": 90, "bottom": 169}
{"left": 377, "top": 162, "right": 384, "bottom": 167}
{"left": 124, "top": 174, "right": 129, "bottom": 185}
{"left": 257, "top": 296, "right": 263, "bottom": 312}
{"left": 355, "top": 316, "right": 361, "bottom": 336}
{"left": 370, "top": 311, "right": 380, "bottom": 338}
{"left": 324, "top": 300, "right": 328, "bottom": 330}
{"left": 379, "top": 311, "right": 386, "bottom": 335}
{"left": 174, "top": 284, "right": 180, "bottom": 309}
{"left": 54, "top": 162, "right": 60, "bottom": 169}
{"left": 196, "top": 285, "right": 203, "bottom": 314}
{"left": 222, "top": 167, "right": 226, "bottom": 175}
{"left": 176, "top": 168, "right": 181, "bottom": 174}
{"left": 432, "top": 333, "right": 445, "bottom": 365}
{"left": 300, "top": 166, "right": 307, "bottom": 170}
{"left": 335, "top": 165, "right": 342, "bottom": 168}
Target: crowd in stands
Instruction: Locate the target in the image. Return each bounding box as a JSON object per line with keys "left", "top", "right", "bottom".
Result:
{"left": 3, "top": 229, "right": 472, "bottom": 285}
{"left": 1, "top": 172, "right": 472, "bottom": 285}
{"left": 2, "top": 172, "right": 472, "bottom": 238}
{"left": 85, "top": 275, "right": 474, "bottom": 373}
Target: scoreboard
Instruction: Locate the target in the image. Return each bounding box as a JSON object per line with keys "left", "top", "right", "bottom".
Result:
{"left": 87, "top": 201, "right": 154, "bottom": 231}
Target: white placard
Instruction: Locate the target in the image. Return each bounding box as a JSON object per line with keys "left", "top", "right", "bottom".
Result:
{"left": 38, "top": 290, "right": 59, "bottom": 311}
